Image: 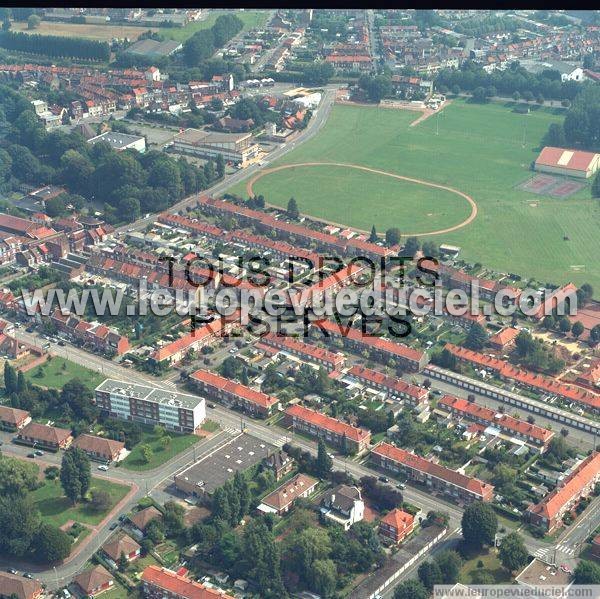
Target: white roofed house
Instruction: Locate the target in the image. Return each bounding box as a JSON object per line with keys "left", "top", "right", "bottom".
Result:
{"left": 320, "top": 484, "right": 365, "bottom": 530}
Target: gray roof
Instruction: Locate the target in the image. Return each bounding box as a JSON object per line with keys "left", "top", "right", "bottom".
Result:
{"left": 95, "top": 378, "right": 203, "bottom": 410}
{"left": 87, "top": 131, "right": 144, "bottom": 150}
{"left": 126, "top": 38, "right": 183, "bottom": 57}
{"left": 175, "top": 433, "right": 276, "bottom": 495}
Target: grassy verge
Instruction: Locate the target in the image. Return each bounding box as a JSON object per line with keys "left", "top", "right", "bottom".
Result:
{"left": 25, "top": 356, "right": 105, "bottom": 390}
{"left": 30, "top": 477, "right": 130, "bottom": 527}
{"left": 121, "top": 431, "right": 200, "bottom": 471}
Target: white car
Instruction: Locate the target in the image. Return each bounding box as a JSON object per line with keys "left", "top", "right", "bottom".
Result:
{"left": 97, "top": 465, "right": 109, "bottom": 471}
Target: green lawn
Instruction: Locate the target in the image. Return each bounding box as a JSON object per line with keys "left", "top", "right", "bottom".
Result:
{"left": 460, "top": 549, "right": 512, "bottom": 584}
{"left": 25, "top": 356, "right": 105, "bottom": 390}
{"left": 121, "top": 431, "right": 200, "bottom": 471}
{"left": 162, "top": 10, "right": 270, "bottom": 42}
{"left": 30, "top": 477, "right": 130, "bottom": 527}
{"left": 228, "top": 100, "right": 599, "bottom": 291}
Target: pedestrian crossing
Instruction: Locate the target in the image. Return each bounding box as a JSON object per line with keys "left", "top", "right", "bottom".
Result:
{"left": 533, "top": 543, "right": 576, "bottom": 560}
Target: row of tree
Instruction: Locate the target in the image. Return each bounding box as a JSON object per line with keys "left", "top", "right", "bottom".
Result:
{"left": 0, "top": 30, "right": 110, "bottom": 61}
{"left": 183, "top": 13, "right": 243, "bottom": 67}
{"left": 435, "top": 61, "right": 582, "bottom": 102}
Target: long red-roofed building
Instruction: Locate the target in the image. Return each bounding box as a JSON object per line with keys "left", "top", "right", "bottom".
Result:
{"left": 141, "top": 565, "right": 234, "bottom": 599}
{"left": 312, "top": 319, "right": 428, "bottom": 372}
{"left": 190, "top": 369, "right": 279, "bottom": 418}
{"left": 437, "top": 394, "right": 554, "bottom": 450}
{"left": 261, "top": 333, "right": 346, "bottom": 371}
{"left": 347, "top": 364, "right": 429, "bottom": 406}
{"left": 284, "top": 404, "right": 371, "bottom": 454}
{"left": 445, "top": 343, "right": 600, "bottom": 413}
{"left": 526, "top": 452, "right": 600, "bottom": 532}
{"left": 371, "top": 442, "right": 494, "bottom": 503}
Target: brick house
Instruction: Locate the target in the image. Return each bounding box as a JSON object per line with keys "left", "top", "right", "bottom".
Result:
{"left": 74, "top": 565, "right": 114, "bottom": 597}
{"left": 0, "top": 405, "right": 31, "bottom": 430}
{"left": 72, "top": 433, "right": 126, "bottom": 462}
{"left": 18, "top": 422, "right": 72, "bottom": 450}
{"left": 379, "top": 508, "right": 414, "bottom": 545}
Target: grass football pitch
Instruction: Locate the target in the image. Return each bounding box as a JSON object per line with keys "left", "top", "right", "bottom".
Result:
{"left": 230, "top": 100, "right": 599, "bottom": 290}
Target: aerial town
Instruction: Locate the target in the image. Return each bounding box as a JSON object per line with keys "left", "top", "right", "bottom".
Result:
{"left": 0, "top": 6, "right": 599, "bottom": 599}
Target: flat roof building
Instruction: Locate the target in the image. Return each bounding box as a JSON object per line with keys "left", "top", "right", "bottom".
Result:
{"left": 173, "top": 128, "right": 261, "bottom": 166}
{"left": 95, "top": 379, "right": 205, "bottom": 433}
{"left": 88, "top": 131, "right": 146, "bottom": 153}
{"left": 174, "top": 433, "right": 275, "bottom": 498}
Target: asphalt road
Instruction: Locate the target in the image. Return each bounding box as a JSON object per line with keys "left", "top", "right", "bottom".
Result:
{"left": 116, "top": 85, "right": 338, "bottom": 236}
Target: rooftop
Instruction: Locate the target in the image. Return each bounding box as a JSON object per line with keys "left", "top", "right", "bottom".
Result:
{"left": 88, "top": 131, "right": 145, "bottom": 150}
{"left": 96, "top": 379, "right": 203, "bottom": 410}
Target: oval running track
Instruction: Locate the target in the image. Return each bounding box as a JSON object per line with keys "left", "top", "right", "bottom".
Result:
{"left": 246, "top": 162, "right": 478, "bottom": 237}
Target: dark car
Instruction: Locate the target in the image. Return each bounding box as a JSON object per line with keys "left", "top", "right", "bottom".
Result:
{"left": 378, "top": 476, "right": 390, "bottom": 483}
{"left": 58, "top": 340, "right": 66, "bottom": 346}
{"left": 208, "top": 403, "right": 216, "bottom": 409}
{"left": 109, "top": 522, "right": 118, "bottom": 530}
{"left": 26, "top": 326, "right": 35, "bottom": 333}
{"left": 27, "top": 453, "right": 36, "bottom": 458}
{"left": 23, "top": 572, "right": 33, "bottom": 579}
{"left": 7, "top": 568, "right": 18, "bottom": 574}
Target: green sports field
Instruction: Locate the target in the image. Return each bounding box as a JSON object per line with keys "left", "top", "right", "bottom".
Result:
{"left": 229, "top": 100, "right": 599, "bottom": 290}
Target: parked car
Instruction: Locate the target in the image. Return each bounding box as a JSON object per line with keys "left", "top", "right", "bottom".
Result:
{"left": 109, "top": 522, "right": 118, "bottom": 530}
{"left": 97, "top": 465, "right": 109, "bottom": 471}
{"left": 58, "top": 340, "right": 66, "bottom": 346}
{"left": 27, "top": 453, "right": 36, "bottom": 458}
{"left": 34, "top": 450, "right": 44, "bottom": 456}
{"left": 378, "top": 476, "right": 390, "bottom": 483}
{"left": 6, "top": 568, "right": 18, "bottom": 574}
{"left": 23, "top": 572, "right": 33, "bottom": 579}
{"left": 208, "top": 403, "right": 216, "bottom": 409}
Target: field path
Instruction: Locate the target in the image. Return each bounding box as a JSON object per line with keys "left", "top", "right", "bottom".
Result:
{"left": 246, "top": 162, "right": 478, "bottom": 237}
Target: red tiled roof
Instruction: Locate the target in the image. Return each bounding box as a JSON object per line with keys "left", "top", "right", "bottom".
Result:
{"left": 142, "top": 565, "right": 234, "bottom": 598}
{"left": 348, "top": 364, "right": 428, "bottom": 402}
{"left": 0, "top": 405, "right": 29, "bottom": 425}
{"left": 489, "top": 327, "right": 520, "bottom": 347}
{"left": 260, "top": 473, "right": 318, "bottom": 512}
{"left": 438, "top": 394, "right": 554, "bottom": 443}
{"left": 372, "top": 442, "right": 494, "bottom": 498}
{"left": 445, "top": 343, "right": 600, "bottom": 410}
{"left": 528, "top": 452, "right": 600, "bottom": 520}
{"left": 102, "top": 534, "right": 140, "bottom": 562}
{"left": 380, "top": 508, "right": 414, "bottom": 531}
{"left": 535, "top": 146, "right": 599, "bottom": 173}
{"left": 286, "top": 404, "right": 370, "bottom": 443}
{"left": 0, "top": 571, "right": 42, "bottom": 599}
{"left": 72, "top": 434, "right": 125, "bottom": 458}
{"left": 19, "top": 422, "right": 71, "bottom": 445}
{"left": 262, "top": 333, "right": 345, "bottom": 368}
{"left": 74, "top": 565, "right": 113, "bottom": 594}
{"left": 191, "top": 369, "right": 279, "bottom": 410}
{"left": 314, "top": 319, "right": 425, "bottom": 364}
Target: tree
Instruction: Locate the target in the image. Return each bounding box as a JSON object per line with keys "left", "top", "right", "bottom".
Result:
{"left": 385, "top": 227, "right": 401, "bottom": 246}
{"left": 45, "top": 194, "right": 67, "bottom": 217}
{"left": 140, "top": 444, "right": 153, "bottom": 464}
{"left": 461, "top": 501, "right": 498, "bottom": 548}
{"left": 558, "top": 317, "right": 572, "bottom": 334}
{"left": 90, "top": 489, "right": 111, "bottom": 512}
{"left": 36, "top": 523, "right": 71, "bottom": 562}
{"left": 512, "top": 91, "right": 521, "bottom": 101}
{"left": 3, "top": 360, "right": 17, "bottom": 393}
{"left": 287, "top": 197, "right": 299, "bottom": 220}
{"left": 571, "top": 321, "right": 584, "bottom": 338}
{"left": 472, "top": 86, "right": 487, "bottom": 103}
{"left": 0, "top": 493, "right": 41, "bottom": 557}
{"left": 465, "top": 322, "right": 488, "bottom": 350}
{"left": 403, "top": 236, "right": 420, "bottom": 257}
{"left": 163, "top": 501, "right": 185, "bottom": 537}
{"left": 118, "top": 551, "right": 128, "bottom": 572}
{"left": 590, "top": 324, "right": 600, "bottom": 345}
{"left": 27, "top": 14, "right": 40, "bottom": 29}
{"left": 369, "top": 225, "right": 378, "bottom": 243}
{"left": 310, "top": 558, "right": 337, "bottom": 597}
{"left": 0, "top": 455, "right": 38, "bottom": 496}
{"left": 542, "top": 315, "right": 555, "bottom": 330}
{"left": 543, "top": 123, "right": 566, "bottom": 147}
{"left": 316, "top": 438, "right": 333, "bottom": 478}
{"left": 160, "top": 435, "right": 171, "bottom": 450}
{"left": 216, "top": 153, "right": 225, "bottom": 179}
{"left": 593, "top": 171, "right": 600, "bottom": 199}
{"left": 393, "top": 579, "right": 429, "bottom": 599}
{"left": 360, "top": 75, "right": 392, "bottom": 103}
{"left": 60, "top": 447, "right": 90, "bottom": 504}
{"left": 16, "top": 370, "right": 27, "bottom": 393}
{"left": 498, "top": 532, "right": 529, "bottom": 572}
{"left": 418, "top": 560, "right": 443, "bottom": 591}
{"left": 212, "top": 486, "right": 231, "bottom": 523}
{"left": 574, "top": 560, "right": 600, "bottom": 584}
{"left": 435, "top": 550, "right": 462, "bottom": 584}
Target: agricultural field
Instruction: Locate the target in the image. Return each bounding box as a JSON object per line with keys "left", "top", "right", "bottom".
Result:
{"left": 11, "top": 21, "right": 158, "bottom": 41}
{"left": 232, "top": 99, "right": 599, "bottom": 290}
{"left": 10, "top": 10, "right": 270, "bottom": 43}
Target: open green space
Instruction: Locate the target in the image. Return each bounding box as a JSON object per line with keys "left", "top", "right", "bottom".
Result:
{"left": 30, "top": 477, "right": 130, "bottom": 527}
{"left": 121, "top": 430, "right": 200, "bottom": 471}
{"left": 251, "top": 164, "right": 472, "bottom": 235}
{"left": 229, "top": 100, "right": 599, "bottom": 290}
{"left": 24, "top": 356, "right": 104, "bottom": 390}
{"left": 162, "top": 10, "right": 270, "bottom": 42}
{"left": 460, "top": 549, "right": 512, "bottom": 584}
